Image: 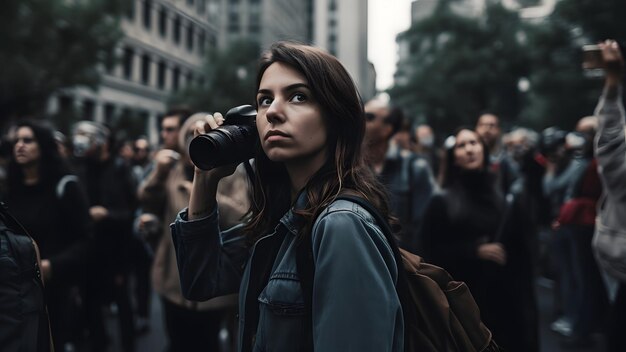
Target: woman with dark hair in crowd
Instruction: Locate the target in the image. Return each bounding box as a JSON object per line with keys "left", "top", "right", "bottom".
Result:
{"left": 421, "top": 127, "right": 538, "bottom": 352}
{"left": 3, "top": 120, "right": 92, "bottom": 351}
{"left": 171, "top": 41, "right": 404, "bottom": 351}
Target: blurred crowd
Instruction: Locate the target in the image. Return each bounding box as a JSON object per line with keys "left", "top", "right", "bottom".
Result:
{"left": 1, "top": 43, "right": 625, "bottom": 352}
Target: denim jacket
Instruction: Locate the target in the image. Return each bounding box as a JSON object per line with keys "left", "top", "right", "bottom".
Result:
{"left": 171, "top": 194, "right": 404, "bottom": 352}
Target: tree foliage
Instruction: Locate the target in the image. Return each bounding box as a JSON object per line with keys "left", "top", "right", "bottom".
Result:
{"left": 390, "top": 0, "right": 626, "bottom": 135}
{"left": 519, "top": 0, "right": 626, "bottom": 130}
{"left": 0, "top": 0, "right": 127, "bottom": 123}
{"left": 169, "top": 39, "right": 261, "bottom": 115}
{"left": 389, "top": 0, "right": 529, "bottom": 135}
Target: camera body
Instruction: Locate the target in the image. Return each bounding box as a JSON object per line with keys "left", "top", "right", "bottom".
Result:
{"left": 189, "top": 105, "right": 258, "bottom": 170}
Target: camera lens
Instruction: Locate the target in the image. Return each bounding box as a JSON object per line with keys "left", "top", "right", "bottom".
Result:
{"left": 189, "top": 124, "right": 258, "bottom": 170}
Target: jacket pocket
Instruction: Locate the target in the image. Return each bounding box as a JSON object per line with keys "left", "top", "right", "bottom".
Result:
{"left": 255, "top": 273, "right": 305, "bottom": 351}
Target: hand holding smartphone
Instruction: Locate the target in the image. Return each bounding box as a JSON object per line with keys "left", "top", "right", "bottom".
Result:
{"left": 582, "top": 44, "right": 603, "bottom": 70}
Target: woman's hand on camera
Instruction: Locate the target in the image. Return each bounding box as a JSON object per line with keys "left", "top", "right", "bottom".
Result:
{"left": 193, "top": 112, "right": 237, "bottom": 180}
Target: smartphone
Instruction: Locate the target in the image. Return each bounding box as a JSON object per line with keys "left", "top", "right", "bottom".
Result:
{"left": 582, "top": 44, "right": 603, "bottom": 70}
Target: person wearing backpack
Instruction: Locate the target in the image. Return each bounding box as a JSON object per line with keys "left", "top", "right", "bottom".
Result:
{"left": 171, "top": 41, "right": 404, "bottom": 351}
{"left": 591, "top": 39, "right": 626, "bottom": 352}
{"left": 2, "top": 120, "right": 92, "bottom": 351}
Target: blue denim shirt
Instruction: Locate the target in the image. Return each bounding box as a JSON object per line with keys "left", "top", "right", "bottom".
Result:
{"left": 171, "top": 197, "right": 404, "bottom": 352}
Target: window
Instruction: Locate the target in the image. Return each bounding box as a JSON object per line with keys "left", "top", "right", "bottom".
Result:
{"left": 172, "top": 67, "right": 180, "bottom": 91}
{"left": 82, "top": 100, "right": 95, "bottom": 120}
{"left": 159, "top": 7, "right": 167, "bottom": 38}
{"left": 187, "top": 72, "right": 194, "bottom": 87}
{"left": 123, "top": 47, "right": 134, "bottom": 80}
{"left": 104, "top": 103, "right": 116, "bottom": 123}
{"left": 143, "top": 0, "right": 152, "bottom": 30}
{"left": 228, "top": 12, "right": 240, "bottom": 33}
{"left": 198, "top": 30, "right": 206, "bottom": 54}
{"left": 186, "top": 24, "right": 194, "bottom": 51}
{"left": 329, "top": 0, "right": 337, "bottom": 11}
{"left": 173, "top": 16, "right": 181, "bottom": 44}
{"left": 198, "top": 0, "right": 206, "bottom": 14}
{"left": 157, "top": 61, "right": 166, "bottom": 90}
{"left": 209, "top": 34, "right": 217, "bottom": 49}
{"left": 141, "top": 54, "right": 151, "bottom": 85}
{"left": 187, "top": 0, "right": 195, "bottom": 6}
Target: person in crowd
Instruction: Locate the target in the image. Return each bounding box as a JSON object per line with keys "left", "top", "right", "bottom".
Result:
{"left": 117, "top": 139, "right": 135, "bottom": 167}
{"left": 171, "top": 41, "right": 404, "bottom": 351}
{"left": 592, "top": 39, "right": 626, "bottom": 352}
{"left": 476, "top": 113, "right": 518, "bottom": 193}
{"left": 138, "top": 111, "right": 248, "bottom": 351}
{"left": 364, "top": 100, "right": 436, "bottom": 254}
{"left": 414, "top": 123, "right": 440, "bottom": 176}
{"left": 551, "top": 115, "right": 608, "bottom": 348}
{"left": 504, "top": 127, "right": 549, "bottom": 279}
{"left": 3, "top": 120, "right": 92, "bottom": 351}
{"left": 126, "top": 134, "right": 154, "bottom": 335}
{"left": 132, "top": 136, "right": 152, "bottom": 183}
{"left": 70, "top": 120, "right": 137, "bottom": 352}
{"left": 420, "top": 127, "right": 538, "bottom": 352}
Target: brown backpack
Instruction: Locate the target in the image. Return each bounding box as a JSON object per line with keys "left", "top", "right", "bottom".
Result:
{"left": 297, "top": 195, "right": 501, "bottom": 352}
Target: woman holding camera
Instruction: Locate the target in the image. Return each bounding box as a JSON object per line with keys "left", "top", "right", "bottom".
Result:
{"left": 171, "top": 42, "right": 403, "bottom": 351}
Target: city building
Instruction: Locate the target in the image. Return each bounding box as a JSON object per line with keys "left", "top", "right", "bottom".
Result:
{"left": 215, "top": 0, "right": 313, "bottom": 51}
{"left": 48, "top": 0, "right": 219, "bottom": 142}
{"left": 47, "top": 0, "right": 376, "bottom": 140}
{"left": 313, "top": 0, "right": 376, "bottom": 100}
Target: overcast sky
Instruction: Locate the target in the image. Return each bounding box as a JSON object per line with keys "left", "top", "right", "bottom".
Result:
{"left": 368, "top": 0, "right": 413, "bottom": 91}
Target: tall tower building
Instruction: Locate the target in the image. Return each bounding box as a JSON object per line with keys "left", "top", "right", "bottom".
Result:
{"left": 314, "top": 0, "right": 375, "bottom": 100}
{"left": 216, "top": 0, "right": 313, "bottom": 51}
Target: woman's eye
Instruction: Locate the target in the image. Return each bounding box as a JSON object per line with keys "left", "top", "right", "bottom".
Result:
{"left": 290, "top": 93, "right": 306, "bottom": 103}
{"left": 258, "top": 97, "right": 272, "bottom": 106}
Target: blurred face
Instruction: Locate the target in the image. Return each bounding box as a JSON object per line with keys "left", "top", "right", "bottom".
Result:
{"left": 416, "top": 125, "right": 434, "bottom": 148}
{"left": 453, "top": 129, "right": 484, "bottom": 171}
{"left": 364, "top": 102, "right": 392, "bottom": 144}
{"left": 134, "top": 139, "right": 150, "bottom": 162}
{"left": 256, "top": 62, "right": 327, "bottom": 167}
{"left": 475, "top": 114, "right": 500, "bottom": 148}
{"left": 13, "top": 127, "right": 40, "bottom": 166}
{"left": 161, "top": 116, "right": 181, "bottom": 150}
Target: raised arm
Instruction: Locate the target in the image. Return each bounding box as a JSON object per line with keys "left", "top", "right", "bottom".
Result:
{"left": 594, "top": 40, "right": 626, "bottom": 194}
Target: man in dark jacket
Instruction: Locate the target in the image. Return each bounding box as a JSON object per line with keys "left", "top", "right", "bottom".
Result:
{"left": 364, "top": 99, "right": 436, "bottom": 254}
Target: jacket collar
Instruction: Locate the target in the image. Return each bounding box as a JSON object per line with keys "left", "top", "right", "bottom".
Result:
{"left": 279, "top": 190, "right": 308, "bottom": 236}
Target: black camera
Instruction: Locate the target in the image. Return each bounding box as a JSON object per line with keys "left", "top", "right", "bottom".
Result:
{"left": 189, "top": 105, "right": 258, "bottom": 170}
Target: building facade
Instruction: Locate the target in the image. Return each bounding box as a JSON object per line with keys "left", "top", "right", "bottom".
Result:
{"left": 47, "top": 0, "right": 376, "bottom": 140}
{"left": 48, "top": 0, "right": 219, "bottom": 142}
{"left": 313, "top": 0, "right": 375, "bottom": 100}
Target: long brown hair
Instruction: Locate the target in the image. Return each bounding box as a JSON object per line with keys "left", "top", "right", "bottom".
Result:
{"left": 243, "top": 41, "right": 392, "bottom": 243}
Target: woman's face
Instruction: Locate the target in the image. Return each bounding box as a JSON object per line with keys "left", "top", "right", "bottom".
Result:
{"left": 13, "top": 126, "right": 40, "bottom": 166}
{"left": 256, "top": 62, "right": 327, "bottom": 167}
{"left": 453, "top": 129, "right": 484, "bottom": 171}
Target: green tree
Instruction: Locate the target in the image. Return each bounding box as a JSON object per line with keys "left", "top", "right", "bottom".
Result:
{"left": 0, "top": 0, "right": 127, "bottom": 125}
{"left": 170, "top": 39, "right": 260, "bottom": 114}
{"left": 389, "top": 1, "right": 529, "bottom": 135}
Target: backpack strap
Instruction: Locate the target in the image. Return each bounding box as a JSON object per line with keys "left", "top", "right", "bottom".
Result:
{"left": 295, "top": 194, "right": 415, "bottom": 352}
